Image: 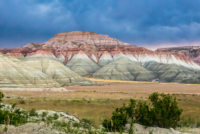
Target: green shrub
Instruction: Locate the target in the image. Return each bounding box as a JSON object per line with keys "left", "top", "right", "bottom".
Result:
{"left": 73, "top": 122, "right": 82, "bottom": 128}
{"left": 11, "top": 103, "right": 17, "bottom": 109}
{"left": 82, "top": 118, "right": 92, "bottom": 129}
{"left": 142, "top": 92, "right": 182, "bottom": 128}
{"left": 124, "top": 99, "right": 136, "bottom": 120}
{"left": 19, "top": 99, "right": 26, "bottom": 104}
{"left": 128, "top": 120, "right": 134, "bottom": 134}
{"left": 42, "top": 112, "right": 48, "bottom": 118}
{"left": 82, "top": 118, "right": 92, "bottom": 125}
{"left": 136, "top": 93, "right": 183, "bottom": 128}
{"left": 111, "top": 108, "right": 127, "bottom": 132}
{"left": 53, "top": 121, "right": 68, "bottom": 130}
{"left": 71, "top": 100, "right": 82, "bottom": 103}
{"left": 53, "top": 113, "right": 59, "bottom": 120}
{"left": 102, "top": 107, "right": 127, "bottom": 132}
{"left": 102, "top": 119, "right": 112, "bottom": 132}
{"left": 0, "top": 92, "right": 29, "bottom": 127}
{"left": 103, "top": 92, "right": 183, "bottom": 132}
{"left": 0, "top": 92, "right": 4, "bottom": 105}
{"left": 41, "top": 112, "right": 48, "bottom": 121}
{"left": 29, "top": 108, "right": 38, "bottom": 116}
{"left": 196, "top": 121, "right": 200, "bottom": 128}
{"left": 47, "top": 115, "right": 53, "bottom": 122}
{"left": 4, "top": 126, "right": 7, "bottom": 132}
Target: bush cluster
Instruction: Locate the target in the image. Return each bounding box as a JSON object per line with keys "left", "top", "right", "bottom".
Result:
{"left": 103, "top": 92, "right": 183, "bottom": 132}
{"left": 0, "top": 92, "right": 29, "bottom": 127}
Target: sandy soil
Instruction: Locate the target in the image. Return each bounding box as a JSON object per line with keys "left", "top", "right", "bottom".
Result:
{"left": 1, "top": 79, "right": 200, "bottom": 100}
{"left": 72, "top": 78, "right": 200, "bottom": 95}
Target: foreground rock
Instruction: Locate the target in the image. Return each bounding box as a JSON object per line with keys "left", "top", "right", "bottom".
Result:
{"left": 4, "top": 123, "right": 66, "bottom": 134}
{"left": 130, "top": 124, "right": 190, "bottom": 134}
{"left": 2, "top": 122, "right": 196, "bottom": 134}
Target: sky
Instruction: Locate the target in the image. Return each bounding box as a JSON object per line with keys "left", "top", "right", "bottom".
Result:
{"left": 1, "top": 0, "right": 200, "bottom": 50}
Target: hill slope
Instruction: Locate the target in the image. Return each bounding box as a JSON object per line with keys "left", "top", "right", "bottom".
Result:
{"left": 144, "top": 61, "right": 200, "bottom": 84}
{"left": 93, "top": 57, "right": 156, "bottom": 81}
{"left": 0, "top": 53, "right": 93, "bottom": 87}
{"left": 66, "top": 51, "right": 101, "bottom": 76}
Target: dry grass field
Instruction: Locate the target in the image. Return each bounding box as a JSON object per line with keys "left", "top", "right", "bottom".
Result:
{"left": 1, "top": 79, "right": 200, "bottom": 126}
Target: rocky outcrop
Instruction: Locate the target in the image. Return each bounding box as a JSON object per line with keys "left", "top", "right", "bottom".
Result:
{"left": 157, "top": 46, "right": 200, "bottom": 65}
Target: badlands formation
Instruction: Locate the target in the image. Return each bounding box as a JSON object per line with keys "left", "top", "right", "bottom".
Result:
{"left": 1, "top": 31, "right": 200, "bottom": 86}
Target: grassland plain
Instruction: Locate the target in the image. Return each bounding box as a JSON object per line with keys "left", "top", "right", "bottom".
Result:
{"left": 1, "top": 79, "right": 200, "bottom": 127}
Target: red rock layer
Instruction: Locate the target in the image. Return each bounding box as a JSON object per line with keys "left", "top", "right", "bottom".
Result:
{"left": 1, "top": 45, "right": 194, "bottom": 65}
{"left": 27, "top": 49, "right": 54, "bottom": 57}
{"left": 6, "top": 52, "right": 24, "bottom": 57}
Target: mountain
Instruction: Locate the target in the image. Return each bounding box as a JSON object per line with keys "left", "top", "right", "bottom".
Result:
{"left": 0, "top": 53, "right": 93, "bottom": 88}
{"left": 157, "top": 46, "right": 200, "bottom": 65}
{"left": 1, "top": 31, "right": 200, "bottom": 84}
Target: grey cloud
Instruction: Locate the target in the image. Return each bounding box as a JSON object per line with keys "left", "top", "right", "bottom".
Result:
{"left": 1, "top": 0, "right": 200, "bottom": 49}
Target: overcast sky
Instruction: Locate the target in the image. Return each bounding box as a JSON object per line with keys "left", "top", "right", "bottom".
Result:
{"left": 1, "top": 0, "right": 200, "bottom": 50}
